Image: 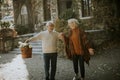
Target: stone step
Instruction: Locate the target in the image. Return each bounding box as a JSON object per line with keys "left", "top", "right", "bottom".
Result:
{"left": 11, "top": 48, "right": 42, "bottom": 54}
{"left": 30, "top": 46, "right": 42, "bottom": 48}
{"left": 29, "top": 40, "right": 41, "bottom": 43}
{"left": 29, "top": 42, "right": 42, "bottom": 45}
{"left": 13, "top": 46, "right": 42, "bottom": 54}
{"left": 14, "top": 48, "right": 42, "bottom": 52}
{"left": 29, "top": 41, "right": 42, "bottom": 48}
{"left": 10, "top": 50, "right": 43, "bottom": 54}
{"left": 17, "top": 46, "right": 42, "bottom": 49}
{"left": 12, "top": 40, "right": 43, "bottom": 54}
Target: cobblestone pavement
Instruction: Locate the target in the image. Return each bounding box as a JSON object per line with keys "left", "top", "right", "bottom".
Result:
{"left": 0, "top": 42, "right": 120, "bottom": 80}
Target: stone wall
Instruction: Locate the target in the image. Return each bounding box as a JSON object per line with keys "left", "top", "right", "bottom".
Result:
{"left": 0, "top": 37, "right": 14, "bottom": 53}
{"left": 15, "top": 30, "right": 108, "bottom": 48}
{"left": 0, "top": 33, "right": 34, "bottom": 53}
{"left": 0, "top": 30, "right": 108, "bottom": 53}
{"left": 80, "top": 17, "right": 104, "bottom": 30}
{"left": 50, "top": 0, "right": 58, "bottom": 20}
{"left": 86, "top": 30, "right": 108, "bottom": 48}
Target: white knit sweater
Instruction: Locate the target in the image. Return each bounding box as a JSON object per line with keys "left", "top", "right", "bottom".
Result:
{"left": 29, "top": 30, "right": 59, "bottom": 53}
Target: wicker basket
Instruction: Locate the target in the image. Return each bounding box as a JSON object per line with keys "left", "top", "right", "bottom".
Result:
{"left": 21, "top": 47, "right": 32, "bottom": 58}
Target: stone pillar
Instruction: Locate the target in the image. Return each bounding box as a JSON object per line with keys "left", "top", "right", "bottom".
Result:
{"left": 50, "top": 0, "right": 58, "bottom": 21}
{"left": 73, "top": 0, "right": 81, "bottom": 18}
{"left": 36, "top": 0, "right": 44, "bottom": 22}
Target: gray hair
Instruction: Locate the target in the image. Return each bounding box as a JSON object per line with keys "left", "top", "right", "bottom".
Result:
{"left": 46, "top": 21, "right": 54, "bottom": 27}
{"left": 68, "top": 18, "right": 79, "bottom": 25}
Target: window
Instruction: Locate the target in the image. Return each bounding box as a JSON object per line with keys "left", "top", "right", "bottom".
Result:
{"left": 81, "top": 0, "right": 92, "bottom": 17}
{"left": 66, "top": 1, "right": 72, "bottom": 9}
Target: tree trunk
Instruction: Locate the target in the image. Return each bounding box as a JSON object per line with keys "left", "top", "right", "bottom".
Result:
{"left": 13, "top": 0, "right": 24, "bottom": 25}
{"left": 25, "top": 0, "right": 34, "bottom": 32}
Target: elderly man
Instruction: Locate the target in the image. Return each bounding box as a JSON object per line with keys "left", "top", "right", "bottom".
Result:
{"left": 25, "top": 21, "right": 62, "bottom": 80}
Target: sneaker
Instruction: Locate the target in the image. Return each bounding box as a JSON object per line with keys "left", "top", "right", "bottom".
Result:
{"left": 73, "top": 74, "right": 80, "bottom": 80}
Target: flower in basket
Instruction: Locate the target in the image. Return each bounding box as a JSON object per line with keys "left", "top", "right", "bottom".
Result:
{"left": 18, "top": 41, "right": 32, "bottom": 58}
{"left": 18, "top": 41, "right": 32, "bottom": 48}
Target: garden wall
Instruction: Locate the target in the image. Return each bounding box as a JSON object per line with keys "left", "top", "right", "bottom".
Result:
{"left": 0, "top": 30, "right": 108, "bottom": 53}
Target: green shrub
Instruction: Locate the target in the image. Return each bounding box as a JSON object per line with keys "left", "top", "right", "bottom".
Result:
{"left": 15, "top": 24, "right": 33, "bottom": 35}
{"left": 59, "top": 9, "right": 77, "bottom": 20}
{"left": 0, "top": 21, "right": 10, "bottom": 28}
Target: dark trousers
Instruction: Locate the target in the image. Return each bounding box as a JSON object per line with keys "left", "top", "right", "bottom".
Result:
{"left": 43, "top": 53, "right": 57, "bottom": 80}
{"left": 72, "top": 54, "right": 85, "bottom": 78}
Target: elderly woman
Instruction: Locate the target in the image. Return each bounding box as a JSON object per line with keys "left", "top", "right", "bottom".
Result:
{"left": 63, "top": 18, "right": 94, "bottom": 80}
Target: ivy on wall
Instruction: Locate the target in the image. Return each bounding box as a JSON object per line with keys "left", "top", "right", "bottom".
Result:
{"left": 92, "top": 0, "right": 120, "bottom": 39}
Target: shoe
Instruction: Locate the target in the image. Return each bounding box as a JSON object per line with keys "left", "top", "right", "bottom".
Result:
{"left": 73, "top": 74, "right": 80, "bottom": 80}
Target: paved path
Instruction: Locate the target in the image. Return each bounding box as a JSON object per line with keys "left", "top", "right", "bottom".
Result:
{"left": 24, "top": 47, "right": 120, "bottom": 80}
{"left": 0, "top": 41, "right": 120, "bottom": 80}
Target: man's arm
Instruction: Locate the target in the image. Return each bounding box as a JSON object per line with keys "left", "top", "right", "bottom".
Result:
{"left": 25, "top": 32, "right": 42, "bottom": 43}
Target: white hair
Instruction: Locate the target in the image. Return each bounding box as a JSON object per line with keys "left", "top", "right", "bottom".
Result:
{"left": 68, "top": 18, "right": 79, "bottom": 25}
{"left": 46, "top": 21, "right": 54, "bottom": 27}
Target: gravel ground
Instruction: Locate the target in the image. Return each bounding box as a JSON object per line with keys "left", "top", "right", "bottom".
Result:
{"left": 0, "top": 52, "right": 17, "bottom": 64}
{"left": 24, "top": 42, "right": 120, "bottom": 80}
{"left": 0, "top": 41, "right": 120, "bottom": 80}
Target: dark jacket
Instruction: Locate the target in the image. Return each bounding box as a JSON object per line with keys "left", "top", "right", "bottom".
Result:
{"left": 63, "top": 28, "right": 91, "bottom": 65}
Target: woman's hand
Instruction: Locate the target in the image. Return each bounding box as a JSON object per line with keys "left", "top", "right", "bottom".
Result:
{"left": 88, "top": 48, "right": 94, "bottom": 55}
{"left": 58, "top": 33, "right": 64, "bottom": 40}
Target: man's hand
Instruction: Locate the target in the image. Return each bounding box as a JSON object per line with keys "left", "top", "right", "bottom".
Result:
{"left": 88, "top": 48, "right": 94, "bottom": 55}
{"left": 25, "top": 39, "right": 30, "bottom": 43}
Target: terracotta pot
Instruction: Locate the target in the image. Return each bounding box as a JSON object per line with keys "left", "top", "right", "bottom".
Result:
{"left": 20, "top": 47, "right": 32, "bottom": 58}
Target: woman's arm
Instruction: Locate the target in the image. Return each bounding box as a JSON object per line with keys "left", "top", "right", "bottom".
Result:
{"left": 81, "top": 30, "right": 94, "bottom": 55}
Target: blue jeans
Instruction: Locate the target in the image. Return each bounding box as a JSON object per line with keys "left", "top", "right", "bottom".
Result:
{"left": 43, "top": 53, "right": 57, "bottom": 80}
{"left": 72, "top": 55, "right": 85, "bottom": 78}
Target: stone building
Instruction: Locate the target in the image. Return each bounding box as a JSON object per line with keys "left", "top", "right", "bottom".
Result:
{"left": 0, "top": 0, "right": 13, "bottom": 19}
{"left": 13, "top": 0, "right": 93, "bottom": 32}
